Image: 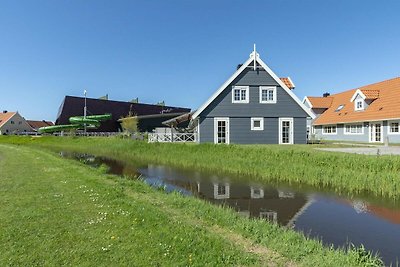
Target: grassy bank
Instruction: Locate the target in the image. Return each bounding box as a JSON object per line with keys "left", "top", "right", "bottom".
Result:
{"left": 2, "top": 136, "right": 400, "bottom": 199}
{"left": 0, "top": 141, "right": 383, "bottom": 266}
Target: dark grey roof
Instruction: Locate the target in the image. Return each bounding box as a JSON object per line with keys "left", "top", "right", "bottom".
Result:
{"left": 56, "top": 96, "right": 191, "bottom": 132}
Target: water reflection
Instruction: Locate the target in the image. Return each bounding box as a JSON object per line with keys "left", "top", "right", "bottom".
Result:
{"left": 61, "top": 152, "right": 400, "bottom": 265}
{"left": 139, "top": 164, "right": 313, "bottom": 226}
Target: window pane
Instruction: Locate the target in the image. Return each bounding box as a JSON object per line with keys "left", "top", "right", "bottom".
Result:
{"left": 260, "top": 88, "right": 275, "bottom": 102}
{"left": 391, "top": 123, "right": 399, "bottom": 133}
{"left": 268, "top": 90, "right": 274, "bottom": 101}
{"left": 262, "top": 90, "right": 268, "bottom": 101}
{"left": 217, "top": 184, "right": 226, "bottom": 195}
{"left": 240, "top": 90, "right": 246, "bottom": 101}
{"left": 234, "top": 89, "right": 240, "bottom": 101}
{"left": 253, "top": 120, "right": 261, "bottom": 128}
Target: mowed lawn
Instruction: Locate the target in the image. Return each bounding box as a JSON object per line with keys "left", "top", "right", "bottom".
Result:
{"left": 0, "top": 143, "right": 382, "bottom": 266}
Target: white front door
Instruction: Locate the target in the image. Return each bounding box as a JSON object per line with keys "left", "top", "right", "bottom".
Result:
{"left": 370, "top": 122, "right": 383, "bottom": 142}
{"left": 279, "top": 118, "right": 294, "bottom": 144}
{"left": 214, "top": 118, "right": 230, "bottom": 144}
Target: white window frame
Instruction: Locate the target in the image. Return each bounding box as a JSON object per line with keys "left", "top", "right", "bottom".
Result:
{"left": 251, "top": 117, "right": 264, "bottom": 131}
{"left": 355, "top": 99, "right": 364, "bottom": 111}
{"left": 344, "top": 124, "right": 364, "bottom": 135}
{"left": 278, "top": 117, "right": 294, "bottom": 144}
{"left": 369, "top": 121, "right": 383, "bottom": 143}
{"left": 213, "top": 117, "right": 230, "bottom": 144}
{"left": 213, "top": 183, "right": 230, "bottom": 199}
{"left": 259, "top": 86, "right": 277, "bottom": 104}
{"left": 322, "top": 125, "right": 337, "bottom": 135}
{"left": 250, "top": 187, "right": 264, "bottom": 199}
{"left": 259, "top": 211, "right": 278, "bottom": 223}
{"left": 232, "top": 86, "right": 249, "bottom": 103}
{"left": 278, "top": 190, "right": 295, "bottom": 198}
{"left": 388, "top": 121, "right": 400, "bottom": 135}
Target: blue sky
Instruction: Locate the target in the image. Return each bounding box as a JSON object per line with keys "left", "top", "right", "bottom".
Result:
{"left": 1, "top": 1, "right": 399, "bottom": 121}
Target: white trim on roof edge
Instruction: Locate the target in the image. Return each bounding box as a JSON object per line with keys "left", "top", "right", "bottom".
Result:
{"left": 192, "top": 51, "right": 315, "bottom": 119}
{"left": 287, "top": 76, "right": 296, "bottom": 88}
{"left": 0, "top": 112, "right": 17, "bottom": 128}
{"left": 192, "top": 56, "right": 254, "bottom": 119}
{"left": 302, "top": 96, "right": 313, "bottom": 109}
{"left": 350, "top": 89, "right": 366, "bottom": 102}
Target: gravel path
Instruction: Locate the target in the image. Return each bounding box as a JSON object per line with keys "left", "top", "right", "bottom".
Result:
{"left": 316, "top": 146, "right": 400, "bottom": 155}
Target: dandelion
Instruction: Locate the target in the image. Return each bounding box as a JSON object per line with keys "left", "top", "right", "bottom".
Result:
{"left": 101, "top": 244, "right": 112, "bottom": 251}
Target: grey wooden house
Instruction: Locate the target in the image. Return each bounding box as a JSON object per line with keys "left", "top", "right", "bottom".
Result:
{"left": 191, "top": 48, "right": 314, "bottom": 144}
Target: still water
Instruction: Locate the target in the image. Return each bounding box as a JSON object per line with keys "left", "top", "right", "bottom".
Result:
{"left": 64, "top": 152, "right": 400, "bottom": 265}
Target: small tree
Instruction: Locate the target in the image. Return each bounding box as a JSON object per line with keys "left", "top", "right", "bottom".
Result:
{"left": 120, "top": 114, "right": 138, "bottom": 134}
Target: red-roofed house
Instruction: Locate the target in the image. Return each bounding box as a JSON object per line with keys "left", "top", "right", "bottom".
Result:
{"left": 27, "top": 120, "right": 54, "bottom": 132}
{"left": 0, "top": 111, "right": 34, "bottom": 135}
{"left": 303, "top": 77, "right": 400, "bottom": 143}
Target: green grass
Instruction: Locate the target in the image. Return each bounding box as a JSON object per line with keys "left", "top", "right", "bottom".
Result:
{"left": 2, "top": 135, "right": 400, "bottom": 199}
{"left": 0, "top": 140, "right": 384, "bottom": 266}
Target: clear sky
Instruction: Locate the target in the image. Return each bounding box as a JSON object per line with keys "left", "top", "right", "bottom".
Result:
{"left": 1, "top": 1, "right": 399, "bottom": 121}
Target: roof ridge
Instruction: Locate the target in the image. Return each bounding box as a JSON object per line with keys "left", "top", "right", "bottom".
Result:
{"left": 355, "top": 76, "right": 400, "bottom": 90}
{"left": 65, "top": 95, "right": 190, "bottom": 110}
{"left": 307, "top": 96, "right": 334, "bottom": 99}
{"left": 308, "top": 77, "right": 400, "bottom": 98}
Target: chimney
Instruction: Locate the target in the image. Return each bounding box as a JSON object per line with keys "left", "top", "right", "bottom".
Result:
{"left": 323, "top": 92, "right": 330, "bottom": 97}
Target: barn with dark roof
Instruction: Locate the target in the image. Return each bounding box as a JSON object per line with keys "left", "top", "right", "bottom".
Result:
{"left": 56, "top": 96, "right": 191, "bottom": 132}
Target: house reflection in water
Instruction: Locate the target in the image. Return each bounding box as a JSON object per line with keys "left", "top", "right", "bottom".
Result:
{"left": 143, "top": 165, "right": 312, "bottom": 227}
{"left": 199, "top": 182, "right": 310, "bottom": 226}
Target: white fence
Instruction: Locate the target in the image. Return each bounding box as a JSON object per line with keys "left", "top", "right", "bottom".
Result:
{"left": 148, "top": 133, "right": 198, "bottom": 143}
{"left": 51, "top": 132, "right": 120, "bottom": 137}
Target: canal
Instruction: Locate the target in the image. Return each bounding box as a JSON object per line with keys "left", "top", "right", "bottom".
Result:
{"left": 63, "top": 152, "right": 400, "bottom": 265}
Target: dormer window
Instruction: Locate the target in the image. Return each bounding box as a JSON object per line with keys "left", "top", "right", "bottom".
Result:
{"left": 232, "top": 86, "right": 249, "bottom": 103}
{"left": 355, "top": 99, "right": 364, "bottom": 111}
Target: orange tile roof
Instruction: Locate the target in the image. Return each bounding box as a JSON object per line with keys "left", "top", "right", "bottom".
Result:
{"left": 280, "top": 77, "right": 295, "bottom": 89}
{"left": 361, "top": 89, "right": 379, "bottom": 99}
{"left": 367, "top": 204, "right": 400, "bottom": 225}
{"left": 0, "top": 112, "right": 16, "bottom": 127}
{"left": 306, "top": 96, "right": 333, "bottom": 109}
{"left": 313, "top": 77, "right": 400, "bottom": 125}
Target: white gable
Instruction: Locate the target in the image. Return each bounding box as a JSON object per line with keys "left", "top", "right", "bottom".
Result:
{"left": 350, "top": 89, "right": 366, "bottom": 102}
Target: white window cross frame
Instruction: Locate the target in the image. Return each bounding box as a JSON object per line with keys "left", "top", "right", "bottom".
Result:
{"left": 232, "top": 86, "right": 249, "bottom": 103}
{"left": 344, "top": 124, "right": 364, "bottom": 135}
{"left": 388, "top": 121, "right": 400, "bottom": 135}
{"left": 259, "top": 86, "right": 277, "bottom": 104}
{"left": 323, "top": 125, "right": 337, "bottom": 135}
{"left": 355, "top": 99, "right": 364, "bottom": 111}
